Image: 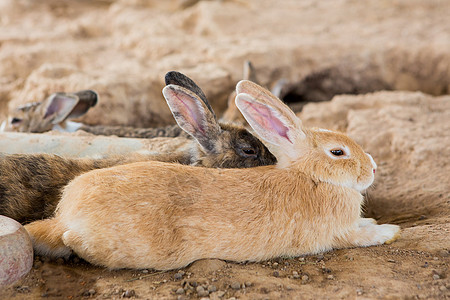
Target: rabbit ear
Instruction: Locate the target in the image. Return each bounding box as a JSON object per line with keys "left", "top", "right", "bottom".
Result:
{"left": 236, "top": 80, "right": 302, "bottom": 129}
{"left": 163, "top": 84, "right": 221, "bottom": 153}
{"left": 43, "top": 93, "right": 81, "bottom": 124}
{"left": 235, "top": 92, "right": 306, "bottom": 162}
{"left": 67, "top": 90, "right": 98, "bottom": 119}
{"left": 164, "top": 71, "right": 216, "bottom": 120}
{"left": 243, "top": 60, "right": 258, "bottom": 83}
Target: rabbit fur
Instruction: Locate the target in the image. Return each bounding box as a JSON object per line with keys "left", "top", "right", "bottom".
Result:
{"left": 0, "top": 73, "right": 276, "bottom": 224}
{"left": 24, "top": 80, "right": 400, "bottom": 270}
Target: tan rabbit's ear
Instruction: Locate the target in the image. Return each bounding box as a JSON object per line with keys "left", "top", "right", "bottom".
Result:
{"left": 42, "top": 93, "right": 81, "bottom": 125}
{"left": 67, "top": 90, "right": 98, "bottom": 119}
{"left": 235, "top": 92, "right": 306, "bottom": 162}
{"left": 163, "top": 84, "right": 221, "bottom": 153}
{"left": 43, "top": 90, "right": 97, "bottom": 124}
{"left": 236, "top": 80, "right": 302, "bottom": 129}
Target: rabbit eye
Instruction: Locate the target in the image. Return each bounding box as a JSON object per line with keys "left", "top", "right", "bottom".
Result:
{"left": 11, "top": 117, "right": 22, "bottom": 125}
{"left": 330, "top": 149, "right": 345, "bottom": 156}
{"left": 241, "top": 147, "right": 257, "bottom": 157}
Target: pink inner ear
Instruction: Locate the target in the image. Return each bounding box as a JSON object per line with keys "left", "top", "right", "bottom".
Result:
{"left": 168, "top": 88, "right": 205, "bottom": 134}
{"left": 245, "top": 100, "right": 292, "bottom": 144}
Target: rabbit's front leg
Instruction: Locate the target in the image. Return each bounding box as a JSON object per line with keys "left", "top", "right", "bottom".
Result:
{"left": 335, "top": 219, "right": 401, "bottom": 248}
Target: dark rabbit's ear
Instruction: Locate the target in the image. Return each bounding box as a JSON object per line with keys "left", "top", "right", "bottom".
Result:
{"left": 164, "top": 71, "right": 216, "bottom": 120}
{"left": 67, "top": 90, "right": 98, "bottom": 119}
{"left": 163, "top": 84, "right": 221, "bottom": 153}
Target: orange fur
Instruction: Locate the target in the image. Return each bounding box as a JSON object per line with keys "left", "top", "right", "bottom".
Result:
{"left": 25, "top": 80, "right": 400, "bottom": 270}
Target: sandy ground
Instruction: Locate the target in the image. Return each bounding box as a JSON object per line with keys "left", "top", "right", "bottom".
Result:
{"left": 0, "top": 0, "right": 449, "bottom": 299}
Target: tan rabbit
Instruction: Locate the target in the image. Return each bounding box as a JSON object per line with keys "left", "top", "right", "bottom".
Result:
{"left": 0, "top": 73, "right": 276, "bottom": 224}
{"left": 0, "top": 90, "right": 98, "bottom": 133}
{"left": 24, "top": 80, "right": 400, "bottom": 270}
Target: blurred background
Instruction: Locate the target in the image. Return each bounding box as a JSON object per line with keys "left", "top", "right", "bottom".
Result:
{"left": 0, "top": 0, "right": 448, "bottom": 128}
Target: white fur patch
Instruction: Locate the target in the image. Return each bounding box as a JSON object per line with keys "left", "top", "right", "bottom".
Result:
{"left": 0, "top": 120, "right": 6, "bottom": 132}
{"left": 53, "top": 121, "right": 83, "bottom": 133}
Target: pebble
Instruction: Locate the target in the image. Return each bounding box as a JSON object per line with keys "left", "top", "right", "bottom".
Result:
{"left": 177, "top": 296, "right": 186, "bottom": 300}
{"left": 439, "top": 286, "right": 447, "bottom": 292}
{"left": 387, "top": 259, "right": 396, "bottom": 263}
{"left": 231, "top": 281, "right": 241, "bottom": 290}
{"left": 298, "top": 257, "right": 305, "bottom": 262}
{"left": 196, "top": 286, "right": 209, "bottom": 297}
{"left": 356, "top": 288, "right": 363, "bottom": 296}
{"left": 301, "top": 275, "right": 309, "bottom": 281}
{"left": 174, "top": 272, "right": 184, "bottom": 280}
{"left": 272, "top": 262, "right": 279, "bottom": 267}
{"left": 273, "top": 271, "right": 280, "bottom": 277}
{"left": 176, "top": 288, "right": 185, "bottom": 295}
{"left": 142, "top": 269, "right": 149, "bottom": 274}
{"left": 292, "top": 271, "right": 298, "bottom": 276}
{"left": 245, "top": 282, "right": 253, "bottom": 287}
{"left": 327, "top": 275, "right": 335, "bottom": 280}
{"left": 208, "top": 285, "right": 217, "bottom": 293}
{"left": 216, "top": 291, "right": 226, "bottom": 297}
{"left": 293, "top": 274, "right": 300, "bottom": 279}
{"left": 433, "top": 274, "right": 440, "bottom": 280}
{"left": 122, "top": 290, "right": 136, "bottom": 298}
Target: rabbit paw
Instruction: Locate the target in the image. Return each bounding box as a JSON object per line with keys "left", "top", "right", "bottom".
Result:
{"left": 374, "top": 224, "right": 401, "bottom": 245}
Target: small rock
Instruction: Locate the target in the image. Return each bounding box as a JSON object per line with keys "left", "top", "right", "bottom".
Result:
{"left": 176, "top": 288, "right": 185, "bottom": 295}
{"left": 88, "top": 289, "right": 96, "bottom": 296}
{"left": 438, "top": 250, "right": 449, "bottom": 257}
{"left": 273, "top": 271, "right": 280, "bottom": 277}
{"left": 216, "top": 290, "right": 226, "bottom": 297}
{"left": 122, "top": 290, "right": 135, "bottom": 298}
{"left": 298, "top": 257, "right": 305, "bottom": 262}
{"left": 356, "top": 288, "right": 363, "bottom": 296}
{"left": 327, "top": 275, "right": 335, "bottom": 280}
{"left": 208, "top": 285, "right": 217, "bottom": 293}
{"left": 439, "top": 285, "right": 447, "bottom": 292}
{"left": 433, "top": 274, "right": 440, "bottom": 280}
{"left": 196, "top": 286, "right": 209, "bottom": 297}
{"left": 245, "top": 281, "right": 253, "bottom": 287}
{"left": 418, "top": 215, "right": 427, "bottom": 220}
{"left": 142, "top": 269, "right": 149, "bottom": 274}
{"left": 301, "top": 275, "right": 309, "bottom": 282}
{"left": 292, "top": 271, "right": 298, "bottom": 276}
{"left": 174, "top": 272, "right": 184, "bottom": 280}
{"left": 387, "top": 259, "right": 396, "bottom": 263}
{"left": 177, "top": 296, "right": 186, "bottom": 300}
{"left": 231, "top": 281, "right": 241, "bottom": 290}
{"left": 433, "top": 257, "right": 439, "bottom": 261}
{"left": 272, "top": 262, "right": 279, "bottom": 267}
{"left": 316, "top": 255, "right": 324, "bottom": 262}
{"left": 293, "top": 274, "right": 300, "bottom": 279}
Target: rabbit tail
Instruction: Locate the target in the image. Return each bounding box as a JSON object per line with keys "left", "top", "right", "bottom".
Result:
{"left": 25, "top": 218, "right": 72, "bottom": 259}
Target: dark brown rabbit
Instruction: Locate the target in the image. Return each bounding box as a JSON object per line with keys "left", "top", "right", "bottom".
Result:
{"left": 0, "top": 72, "right": 276, "bottom": 224}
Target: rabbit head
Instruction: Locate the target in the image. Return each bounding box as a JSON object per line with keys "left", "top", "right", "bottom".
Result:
{"left": 236, "top": 80, "right": 377, "bottom": 192}
{"left": 163, "top": 71, "right": 276, "bottom": 168}
{"left": 1, "top": 90, "right": 98, "bottom": 133}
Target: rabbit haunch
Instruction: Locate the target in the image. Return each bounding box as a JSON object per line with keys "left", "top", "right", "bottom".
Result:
{"left": 24, "top": 80, "right": 400, "bottom": 270}
{"left": 0, "top": 72, "right": 276, "bottom": 224}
